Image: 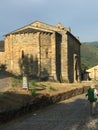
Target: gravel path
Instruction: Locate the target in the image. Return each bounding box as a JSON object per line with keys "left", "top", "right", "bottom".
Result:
{"left": 0, "top": 94, "right": 98, "bottom": 130}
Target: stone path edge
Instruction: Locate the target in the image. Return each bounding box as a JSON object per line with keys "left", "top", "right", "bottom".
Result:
{"left": 0, "top": 85, "right": 90, "bottom": 124}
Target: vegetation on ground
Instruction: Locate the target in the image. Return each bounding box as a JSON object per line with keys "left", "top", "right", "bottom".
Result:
{"left": 0, "top": 74, "right": 94, "bottom": 113}
{"left": 81, "top": 41, "right": 98, "bottom": 69}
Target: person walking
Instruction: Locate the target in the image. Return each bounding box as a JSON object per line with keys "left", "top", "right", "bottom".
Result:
{"left": 86, "top": 84, "right": 98, "bottom": 115}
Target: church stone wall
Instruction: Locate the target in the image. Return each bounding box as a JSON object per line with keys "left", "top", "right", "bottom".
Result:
{"left": 0, "top": 52, "right": 5, "bottom": 65}
{"left": 4, "top": 31, "right": 54, "bottom": 79}
{"left": 1, "top": 21, "right": 81, "bottom": 83}
{"left": 39, "top": 32, "right": 52, "bottom": 79}
{"left": 5, "top": 32, "right": 40, "bottom": 75}
{"left": 67, "top": 34, "right": 81, "bottom": 82}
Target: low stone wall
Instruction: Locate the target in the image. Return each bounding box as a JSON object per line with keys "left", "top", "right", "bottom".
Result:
{"left": 0, "top": 85, "right": 89, "bottom": 124}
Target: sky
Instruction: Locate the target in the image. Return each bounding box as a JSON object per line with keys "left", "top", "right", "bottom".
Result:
{"left": 0, "top": 0, "right": 98, "bottom": 42}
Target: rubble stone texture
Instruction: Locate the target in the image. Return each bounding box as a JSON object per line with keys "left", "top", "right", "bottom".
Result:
{"left": 0, "top": 21, "right": 81, "bottom": 83}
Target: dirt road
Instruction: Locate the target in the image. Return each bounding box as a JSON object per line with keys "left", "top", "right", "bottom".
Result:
{"left": 0, "top": 94, "right": 98, "bottom": 130}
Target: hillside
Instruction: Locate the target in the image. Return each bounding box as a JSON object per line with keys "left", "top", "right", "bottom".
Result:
{"left": 81, "top": 41, "right": 98, "bottom": 69}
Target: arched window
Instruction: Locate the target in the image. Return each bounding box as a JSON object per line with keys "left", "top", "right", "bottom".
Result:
{"left": 46, "top": 48, "right": 48, "bottom": 58}
{"left": 22, "top": 50, "right": 24, "bottom": 59}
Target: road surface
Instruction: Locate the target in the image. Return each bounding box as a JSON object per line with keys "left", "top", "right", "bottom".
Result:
{"left": 0, "top": 94, "right": 98, "bottom": 130}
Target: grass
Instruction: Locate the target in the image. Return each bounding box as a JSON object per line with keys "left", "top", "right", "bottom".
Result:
{"left": 49, "top": 86, "right": 57, "bottom": 91}
{"left": 11, "top": 76, "right": 22, "bottom": 87}
{"left": 30, "top": 80, "right": 38, "bottom": 86}
{"left": 0, "top": 73, "right": 94, "bottom": 114}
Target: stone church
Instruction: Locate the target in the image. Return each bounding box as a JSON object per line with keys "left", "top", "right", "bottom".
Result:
{"left": 1, "top": 21, "right": 81, "bottom": 83}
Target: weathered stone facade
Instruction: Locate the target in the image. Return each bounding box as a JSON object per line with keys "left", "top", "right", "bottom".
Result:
{"left": 2, "top": 21, "right": 81, "bottom": 83}
{"left": 0, "top": 41, "right": 5, "bottom": 65}
{"left": 87, "top": 65, "right": 98, "bottom": 80}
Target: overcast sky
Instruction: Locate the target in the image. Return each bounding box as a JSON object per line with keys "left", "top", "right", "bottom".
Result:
{"left": 0, "top": 0, "right": 98, "bottom": 42}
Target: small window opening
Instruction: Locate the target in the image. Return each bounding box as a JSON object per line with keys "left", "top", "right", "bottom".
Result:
{"left": 46, "top": 48, "right": 48, "bottom": 58}
{"left": 22, "top": 50, "right": 24, "bottom": 59}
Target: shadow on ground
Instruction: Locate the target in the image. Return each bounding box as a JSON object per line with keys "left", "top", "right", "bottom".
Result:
{"left": 1, "top": 96, "right": 98, "bottom": 130}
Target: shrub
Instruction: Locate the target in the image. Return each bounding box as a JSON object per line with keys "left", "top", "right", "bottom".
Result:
{"left": 30, "top": 89, "right": 37, "bottom": 96}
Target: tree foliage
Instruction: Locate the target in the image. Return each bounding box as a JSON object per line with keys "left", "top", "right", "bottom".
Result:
{"left": 81, "top": 41, "right": 98, "bottom": 69}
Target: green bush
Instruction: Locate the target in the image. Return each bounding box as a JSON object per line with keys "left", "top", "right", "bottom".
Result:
{"left": 30, "top": 89, "right": 37, "bottom": 96}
